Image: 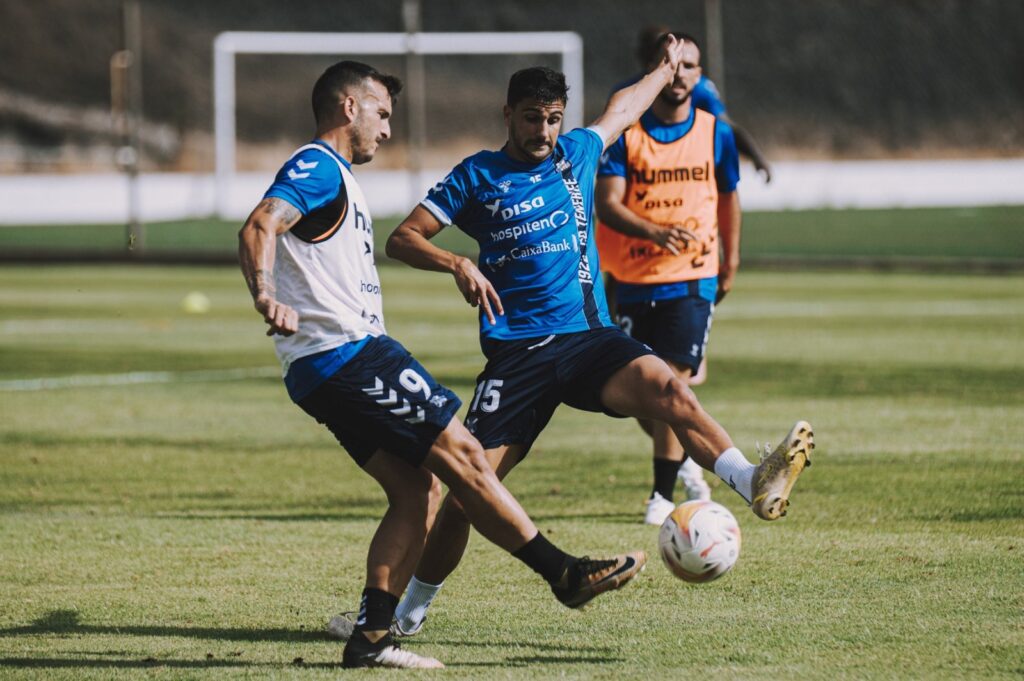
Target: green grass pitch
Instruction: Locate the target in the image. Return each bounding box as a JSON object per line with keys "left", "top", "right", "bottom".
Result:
{"left": 1, "top": 204, "right": 1023, "bottom": 263}
{"left": 1, "top": 263, "right": 1022, "bottom": 679}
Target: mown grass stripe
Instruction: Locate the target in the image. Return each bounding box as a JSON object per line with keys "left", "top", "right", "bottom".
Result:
{"left": 0, "top": 366, "right": 280, "bottom": 391}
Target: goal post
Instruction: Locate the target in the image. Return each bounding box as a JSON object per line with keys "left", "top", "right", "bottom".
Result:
{"left": 213, "top": 31, "right": 584, "bottom": 218}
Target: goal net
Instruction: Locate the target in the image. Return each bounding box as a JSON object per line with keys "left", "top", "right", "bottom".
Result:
{"left": 213, "top": 31, "right": 584, "bottom": 218}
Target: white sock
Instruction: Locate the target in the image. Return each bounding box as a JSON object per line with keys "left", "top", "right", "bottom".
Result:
{"left": 713, "top": 447, "right": 755, "bottom": 503}
{"left": 395, "top": 576, "right": 443, "bottom": 632}
{"left": 678, "top": 456, "right": 704, "bottom": 481}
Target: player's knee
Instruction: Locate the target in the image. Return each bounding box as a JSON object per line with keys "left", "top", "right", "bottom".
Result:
{"left": 450, "top": 435, "right": 497, "bottom": 495}
{"left": 665, "top": 376, "right": 701, "bottom": 419}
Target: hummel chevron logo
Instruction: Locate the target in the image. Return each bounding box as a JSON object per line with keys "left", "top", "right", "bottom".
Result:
{"left": 362, "top": 377, "right": 384, "bottom": 397}
{"left": 296, "top": 159, "right": 319, "bottom": 170}
{"left": 288, "top": 168, "right": 310, "bottom": 180}
{"left": 390, "top": 399, "right": 412, "bottom": 417}
{"left": 484, "top": 199, "right": 501, "bottom": 216}
{"left": 362, "top": 376, "right": 427, "bottom": 425}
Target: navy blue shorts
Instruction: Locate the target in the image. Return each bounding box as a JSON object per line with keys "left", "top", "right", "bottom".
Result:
{"left": 297, "top": 335, "right": 462, "bottom": 468}
{"left": 616, "top": 296, "right": 714, "bottom": 373}
{"left": 464, "top": 327, "right": 654, "bottom": 455}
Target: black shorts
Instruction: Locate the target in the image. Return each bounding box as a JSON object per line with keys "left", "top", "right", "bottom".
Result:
{"left": 464, "top": 326, "right": 654, "bottom": 455}
{"left": 616, "top": 296, "right": 714, "bottom": 373}
{"left": 297, "top": 335, "right": 462, "bottom": 468}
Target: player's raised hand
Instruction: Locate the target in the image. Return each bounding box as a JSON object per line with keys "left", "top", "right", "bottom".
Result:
{"left": 255, "top": 294, "right": 299, "bottom": 336}
{"left": 453, "top": 257, "right": 504, "bottom": 325}
{"left": 656, "top": 33, "right": 685, "bottom": 71}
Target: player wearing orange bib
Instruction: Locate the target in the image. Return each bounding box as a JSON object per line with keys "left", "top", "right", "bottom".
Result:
{"left": 596, "top": 32, "right": 741, "bottom": 524}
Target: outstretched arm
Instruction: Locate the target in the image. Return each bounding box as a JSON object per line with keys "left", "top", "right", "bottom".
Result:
{"left": 386, "top": 205, "right": 504, "bottom": 325}
{"left": 720, "top": 113, "right": 772, "bottom": 183}
{"left": 591, "top": 35, "right": 685, "bottom": 149}
{"left": 238, "top": 197, "right": 302, "bottom": 336}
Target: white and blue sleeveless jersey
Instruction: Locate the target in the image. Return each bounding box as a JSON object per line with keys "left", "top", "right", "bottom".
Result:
{"left": 262, "top": 139, "right": 385, "bottom": 401}
{"left": 421, "top": 128, "right": 615, "bottom": 341}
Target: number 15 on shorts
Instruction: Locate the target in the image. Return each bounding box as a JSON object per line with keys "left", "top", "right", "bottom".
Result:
{"left": 470, "top": 379, "right": 503, "bottom": 413}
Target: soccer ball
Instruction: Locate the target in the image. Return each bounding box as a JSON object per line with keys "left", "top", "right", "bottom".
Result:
{"left": 658, "top": 500, "right": 741, "bottom": 583}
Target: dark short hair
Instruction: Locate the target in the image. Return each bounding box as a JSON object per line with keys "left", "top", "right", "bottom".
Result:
{"left": 639, "top": 30, "right": 702, "bottom": 67}
{"left": 311, "top": 60, "right": 403, "bottom": 124}
{"left": 506, "top": 67, "right": 569, "bottom": 108}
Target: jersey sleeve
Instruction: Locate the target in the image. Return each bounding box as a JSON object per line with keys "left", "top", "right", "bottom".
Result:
{"left": 597, "top": 133, "right": 627, "bottom": 178}
{"left": 563, "top": 127, "right": 605, "bottom": 177}
{"left": 693, "top": 77, "right": 728, "bottom": 118}
{"left": 263, "top": 147, "right": 342, "bottom": 215}
{"left": 714, "top": 118, "right": 740, "bottom": 193}
{"left": 421, "top": 162, "right": 474, "bottom": 226}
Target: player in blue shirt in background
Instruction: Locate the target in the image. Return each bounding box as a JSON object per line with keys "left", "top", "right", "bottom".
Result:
{"left": 377, "top": 35, "right": 814, "bottom": 638}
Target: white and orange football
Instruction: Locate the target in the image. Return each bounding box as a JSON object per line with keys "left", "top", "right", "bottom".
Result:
{"left": 658, "top": 500, "right": 741, "bottom": 583}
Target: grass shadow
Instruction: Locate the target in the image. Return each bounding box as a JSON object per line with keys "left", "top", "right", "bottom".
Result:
{"left": 0, "top": 610, "right": 328, "bottom": 643}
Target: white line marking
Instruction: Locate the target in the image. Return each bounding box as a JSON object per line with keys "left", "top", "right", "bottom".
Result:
{"left": 0, "top": 367, "right": 280, "bottom": 392}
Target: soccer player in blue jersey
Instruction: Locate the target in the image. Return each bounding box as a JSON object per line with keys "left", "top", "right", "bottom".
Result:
{"left": 596, "top": 32, "right": 742, "bottom": 523}
{"left": 238, "top": 60, "right": 648, "bottom": 669}
{"left": 373, "top": 35, "right": 814, "bottom": 638}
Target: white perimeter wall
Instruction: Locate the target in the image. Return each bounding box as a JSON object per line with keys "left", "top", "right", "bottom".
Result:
{"left": 2, "top": 158, "right": 1023, "bottom": 225}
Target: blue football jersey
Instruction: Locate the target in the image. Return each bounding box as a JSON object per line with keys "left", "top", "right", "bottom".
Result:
{"left": 691, "top": 76, "right": 727, "bottom": 117}
{"left": 264, "top": 139, "right": 351, "bottom": 214}
{"left": 422, "top": 127, "right": 615, "bottom": 340}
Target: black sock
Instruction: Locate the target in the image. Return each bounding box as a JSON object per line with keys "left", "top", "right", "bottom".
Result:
{"left": 512, "top": 532, "right": 573, "bottom": 584}
{"left": 353, "top": 587, "right": 399, "bottom": 636}
{"left": 652, "top": 458, "right": 682, "bottom": 501}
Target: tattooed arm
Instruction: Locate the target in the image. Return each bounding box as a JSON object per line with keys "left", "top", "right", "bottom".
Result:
{"left": 238, "top": 197, "right": 302, "bottom": 336}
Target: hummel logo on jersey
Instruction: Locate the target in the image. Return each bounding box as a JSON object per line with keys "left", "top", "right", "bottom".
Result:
{"left": 362, "top": 377, "right": 426, "bottom": 424}
{"left": 635, "top": 190, "right": 648, "bottom": 202}
{"left": 287, "top": 158, "right": 319, "bottom": 180}
{"left": 432, "top": 173, "right": 452, "bottom": 194}
{"left": 498, "top": 180, "right": 512, "bottom": 193}
{"left": 429, "top": 394, "right": 449, "bottom": 408}
{"left": 485, "top": 199, "right": 502, "bottom": 216}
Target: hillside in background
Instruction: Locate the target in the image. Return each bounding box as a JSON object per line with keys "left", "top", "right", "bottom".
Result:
{"left": 1, "top": 0, "right": 1022, "bottom": 172}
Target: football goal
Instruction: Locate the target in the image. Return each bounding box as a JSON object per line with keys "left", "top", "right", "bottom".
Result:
{"left": 213, "top": 31, "right": 584, "bottom": 217}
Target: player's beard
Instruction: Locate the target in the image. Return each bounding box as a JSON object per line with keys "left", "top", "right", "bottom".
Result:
{"left": 658, "top": 88, "right": 692, "bottom": 107}
{"left": 508, "top": 127, "right": 556, "bottom": 163}
{"left": 350, "top": 122, "right": 379, "bottom": 165}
